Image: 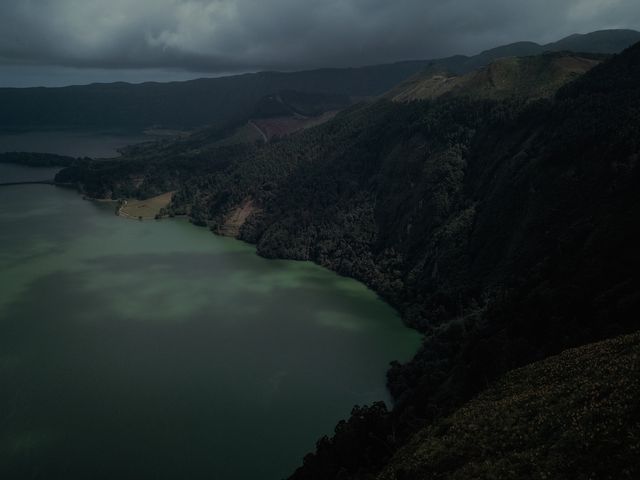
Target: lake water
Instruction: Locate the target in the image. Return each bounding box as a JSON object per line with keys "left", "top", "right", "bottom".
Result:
{"left": 0, "top": 164, "right": 421, "bottom": 479}
{"left": 0, "top": 131, "right": 156, "bottom": 158}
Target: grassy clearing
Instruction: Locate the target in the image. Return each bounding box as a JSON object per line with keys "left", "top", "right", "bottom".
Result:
{"left": 119, "top": 191, "right": 173, "bottom": 220}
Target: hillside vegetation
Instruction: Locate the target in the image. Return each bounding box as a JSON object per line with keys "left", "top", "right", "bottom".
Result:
{"left": 378, "top": 332, "right": 640, "bottom": 480}
{"left": 387, "top": 53, "right": 603, "bottom": 102}
{"left": 56, "top": 39, "right": 640, "bottom": 479}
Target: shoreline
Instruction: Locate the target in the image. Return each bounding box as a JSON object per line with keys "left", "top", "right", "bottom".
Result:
{"left": 69, "top": 183, "right": 422, "bottom": 408}
{"left": 115, "top": 191, "right": 175, "bottom": 220}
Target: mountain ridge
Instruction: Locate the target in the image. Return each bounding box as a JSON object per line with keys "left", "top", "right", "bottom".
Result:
{"left": 1, "top": 29, "right": 638, "bottom": 130}
{"left": 386, "top": 52, "right": 605, "bottom": 102}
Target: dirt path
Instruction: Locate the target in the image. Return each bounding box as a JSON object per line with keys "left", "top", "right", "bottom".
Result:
{"left": 248, "top": 120, "right": 268, "bottom": 142}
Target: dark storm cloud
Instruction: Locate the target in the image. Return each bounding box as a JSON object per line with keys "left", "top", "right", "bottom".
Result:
{"left": 1, "top": 0, "right": 639, "bottom": 74}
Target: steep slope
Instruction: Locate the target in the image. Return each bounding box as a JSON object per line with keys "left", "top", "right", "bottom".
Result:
{"left": 1, "top": 29, "right": 638, "bottom": 131}
{"left": 385, "top": 29, "right": 640, "bottom": 103}
{"left": 378, "top": 332, "right": 640, "bottom": 480}
{"left": 285, "top": 43, "right": 640, "bottom": 480}
{"left": 387, "top": 53, "right": 603, "bottom": 102}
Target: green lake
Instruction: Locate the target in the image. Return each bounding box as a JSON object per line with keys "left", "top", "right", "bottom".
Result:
{"left": 0, "top": 164, "right": 421, "bottom": 479}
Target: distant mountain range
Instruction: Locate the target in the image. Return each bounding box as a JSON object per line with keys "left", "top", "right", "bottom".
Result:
{"left": 0, "top": 29, "right": 638, "bottom": 131}
{"left": 432, "top": 28, "right": 640, "bottom": 74}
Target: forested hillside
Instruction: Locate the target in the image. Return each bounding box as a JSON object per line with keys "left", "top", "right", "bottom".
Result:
{"left": 56, "top": 42, "right": 640, "bottom": 478}
{"left": 378, "top": 332, "right": 640, "bottom": 480}
{"left": 386, "top": 53, "right": 604, "bottom": 102}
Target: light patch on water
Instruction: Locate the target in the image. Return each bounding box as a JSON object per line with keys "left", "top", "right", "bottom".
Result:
{"left": 0, "top": 204, "right": 62, "bottom": 221}
{"left": 0, "top": 249, "right": 67, "bottom": 314}
{"left": 331, "top": 277, "right": 376, "bottom": 298}
{"left": 76, "top": 268, "right": 216, "bottom": 323}
{"left": 224, "top": 259, "right": 351, "bottom": 296}
{"left": 0, "top": 238, "right": 59, "bottom": 264}
{"left": 224, "top": 268, "right": 307, "bottom": 294}
{"left": 0, "top": 164, "right": 423, "bottom": 480}
{"left": 316, "top": 311, "right": 365, "bottom": 332}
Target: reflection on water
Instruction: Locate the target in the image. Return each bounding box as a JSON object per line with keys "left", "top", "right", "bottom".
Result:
{"left": 0, "top": 164, "right": 421, "bottom": 480}
{"left": 0, "top": 130, "right": 156, "bottom": 158}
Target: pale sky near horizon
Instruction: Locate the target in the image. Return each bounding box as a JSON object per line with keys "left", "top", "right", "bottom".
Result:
{"left": 0, "top": 0, "right": 639, "bottom": 87}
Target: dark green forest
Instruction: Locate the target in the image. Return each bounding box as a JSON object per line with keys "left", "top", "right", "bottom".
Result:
{"left": 53, "top": 40, "right": 640, "bottom": 479}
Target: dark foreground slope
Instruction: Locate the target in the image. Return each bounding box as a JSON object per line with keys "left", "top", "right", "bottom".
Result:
{"left": 378, "top": 332, "right": 640, "bottom": 480}
{"left": 57, "top": 43, "right": 640, "bottom": 478}
{"left": 2, "top": 29, "right": 638, "bottom": 131}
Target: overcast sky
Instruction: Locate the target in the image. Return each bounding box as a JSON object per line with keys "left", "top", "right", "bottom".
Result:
{"left": 1, "top": 0, "right": 639, "bottom": 87}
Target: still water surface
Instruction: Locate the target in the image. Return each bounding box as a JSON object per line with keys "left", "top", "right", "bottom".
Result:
{"left": 0, "top": 130, "right": 155, "bottom": 158}
{"left": 0, "top": 164, "right": 421, "bottom": 479}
